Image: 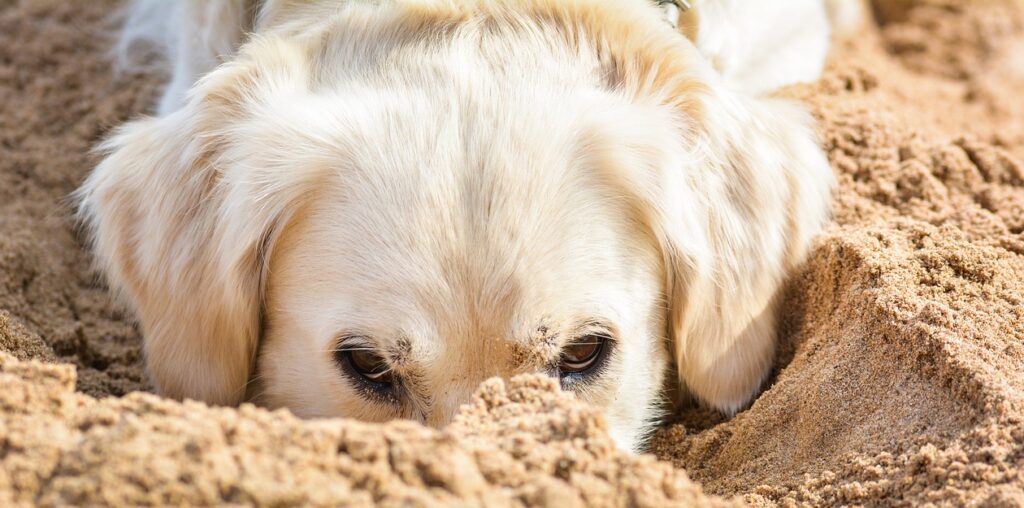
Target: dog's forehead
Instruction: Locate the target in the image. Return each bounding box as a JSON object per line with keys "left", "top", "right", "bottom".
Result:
{"left": 263, "top": 78, "right": 670, "bottom": 370}
{"left": 286, "top": 138, "right": 654, "bottom": 348}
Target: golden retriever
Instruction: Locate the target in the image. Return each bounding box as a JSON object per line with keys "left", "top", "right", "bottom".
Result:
{"left": 77, "top": 0, "right": 841, "bottom": 450}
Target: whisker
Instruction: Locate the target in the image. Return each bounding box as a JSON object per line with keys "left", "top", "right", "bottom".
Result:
{"left": 232, "top": 371, "right": 268, "bottom": 401}
{"left": 322, "top": 347, "right": 377, "bottom": 353}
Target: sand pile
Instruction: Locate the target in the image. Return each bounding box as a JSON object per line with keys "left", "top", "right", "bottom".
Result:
{"left": 0, "top": 357, "right": 727, "bottom": 506}
{"left": 1, "top": 0, "right": 1022, "bottom": 505}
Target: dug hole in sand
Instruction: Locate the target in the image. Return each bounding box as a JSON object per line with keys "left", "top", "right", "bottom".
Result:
{"left": 1, "top": 0, "right": 1022, "bottom": 505}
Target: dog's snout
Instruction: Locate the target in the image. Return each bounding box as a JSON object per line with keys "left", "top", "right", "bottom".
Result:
{"left": 421, "top": 389, "right": 472, "bottom": 428}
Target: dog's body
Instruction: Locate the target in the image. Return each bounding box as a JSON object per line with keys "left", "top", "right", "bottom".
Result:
{"left": 80, "top": 0, "right": 838, "bottom": 450}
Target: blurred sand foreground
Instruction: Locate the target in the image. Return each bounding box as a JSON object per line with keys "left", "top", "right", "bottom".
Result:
{"left": 1, "top": 0, "right": 1022, "bottom": 505}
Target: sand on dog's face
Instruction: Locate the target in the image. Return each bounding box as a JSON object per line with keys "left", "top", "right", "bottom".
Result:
{"left": 1, "top": 0, "right": 1023, "bottom": 506}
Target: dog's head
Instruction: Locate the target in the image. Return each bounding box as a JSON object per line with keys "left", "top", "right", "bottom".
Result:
{"left": 77, "top": 1, "right": 831, "bottom": 450}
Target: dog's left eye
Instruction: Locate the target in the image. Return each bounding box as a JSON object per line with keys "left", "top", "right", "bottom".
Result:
{"left": 559, "top": 334, "right": 609, "bottom": 376}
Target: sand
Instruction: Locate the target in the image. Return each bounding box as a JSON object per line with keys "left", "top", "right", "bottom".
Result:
{"left": 1, "top": 0, "right": 1022, "bottom": 505}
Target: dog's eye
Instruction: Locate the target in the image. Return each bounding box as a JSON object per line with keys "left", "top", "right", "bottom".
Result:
{"left": 559, "top": 334, "right": 608, "bottom": 376}
{"left": 336, "top": 346, "right": 393, "bottom": 386}
{"left": 348, "top": 349, "right": 392, "bottom": 382}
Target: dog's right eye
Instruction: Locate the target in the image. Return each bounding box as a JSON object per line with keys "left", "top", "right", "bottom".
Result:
{"left": 334, "top": 345, "right": 396, "bottom": 398}
{"left": 347, "top": 349, "right": 392, "bottom": 383}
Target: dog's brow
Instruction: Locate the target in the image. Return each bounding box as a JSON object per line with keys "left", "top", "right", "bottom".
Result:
{"left": 574, "top": 319, "right": 616, "bottom": 339}
{"left": 385, "top": 335, "right": 414, "bottom": 367}
{"left": 509, "top": 320, "right": 561, "bottom": 368}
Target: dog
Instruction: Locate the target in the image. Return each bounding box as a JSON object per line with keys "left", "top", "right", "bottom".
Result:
{"left": 77, "top": 0, "right": 839, "bottom": 450}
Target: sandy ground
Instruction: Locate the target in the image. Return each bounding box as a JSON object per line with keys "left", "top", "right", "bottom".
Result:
{"left": 1, "top": 0, "right": 1023, "bottom": 505}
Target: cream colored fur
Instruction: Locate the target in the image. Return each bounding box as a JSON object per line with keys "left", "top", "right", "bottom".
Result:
{"left": 77, "top": 0, "right": 835, "bottom": 451}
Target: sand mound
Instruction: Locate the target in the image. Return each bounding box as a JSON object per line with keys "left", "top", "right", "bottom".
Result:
{"left": 0, "top": 356, "right": 726, "bottom": 506}
{"left": 1, "top": 0, "right": 1022, "bottom": 505}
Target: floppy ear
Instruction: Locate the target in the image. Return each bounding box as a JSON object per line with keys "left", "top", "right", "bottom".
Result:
{"left": 76, "top": 112, "right": 262, "bottom": 405}
{"left": 76, "top": 41, "right": 313, "bottom": 405}
{"left": 662, "top": 90, "right": 833, "bottom": 413}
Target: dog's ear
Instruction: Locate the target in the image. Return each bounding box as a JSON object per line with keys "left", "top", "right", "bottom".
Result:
{"left": 582, "top": 1, "right": 833, "bottom": 412}
{"left": 76, "top": 42, "right": 313, "bottom": 405}
{"left": 658, "top": 90, "right": 833, "bottom": 413}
